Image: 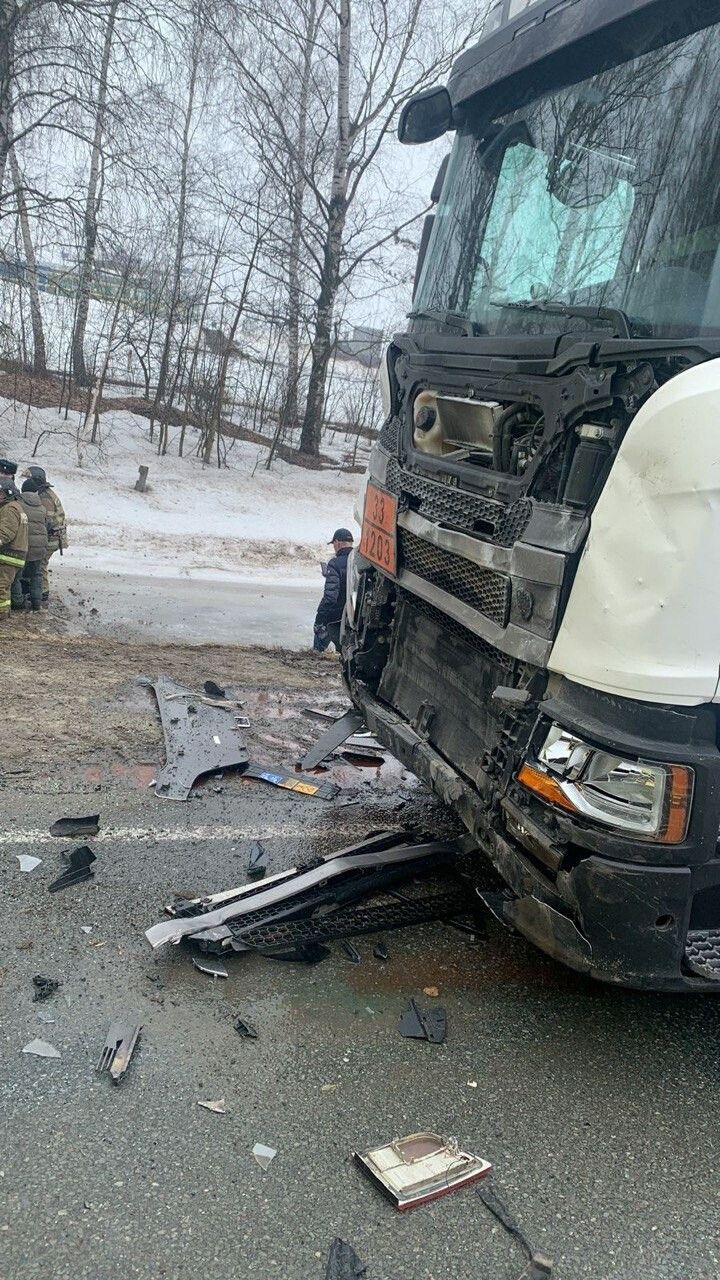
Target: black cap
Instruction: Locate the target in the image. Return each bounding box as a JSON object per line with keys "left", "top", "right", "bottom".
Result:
{"left": 0, "top": 458, "right": 17, "bottom": 475}
{"left": 329, "top": 528, "right": 354, "bottom": 544}
{"left": 0, "top": 478, "right": 17, "bottom": 497}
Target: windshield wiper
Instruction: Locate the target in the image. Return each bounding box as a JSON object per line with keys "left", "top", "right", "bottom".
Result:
{"left": 407, "top": 307, "right": 485, "bottom": 336}
{"left": 489, "top": 298, "right": 634, "bottom": 339}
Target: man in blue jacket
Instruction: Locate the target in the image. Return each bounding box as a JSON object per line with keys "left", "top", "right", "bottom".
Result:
{"left": 314, "top": 528, "right": 354, "bottom": 652}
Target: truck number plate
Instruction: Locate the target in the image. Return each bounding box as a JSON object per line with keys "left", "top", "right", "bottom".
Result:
{"left": 360, "top": 483, "right": 397, "bottom": 575}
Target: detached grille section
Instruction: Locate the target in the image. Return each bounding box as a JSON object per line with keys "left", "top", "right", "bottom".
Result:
{"left": 385, "top": 457, "right": 532, "bottom": 548}
{"left": 398, "top": 528, "right": 511, "bottom": 628}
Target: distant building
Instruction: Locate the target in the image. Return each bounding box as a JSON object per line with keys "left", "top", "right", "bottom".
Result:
{"left": 335, "top": 324, "right": 383, "bottom": 369}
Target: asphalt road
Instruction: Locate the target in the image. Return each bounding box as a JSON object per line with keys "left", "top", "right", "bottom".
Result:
{"left": 2, "top": 642, "right": 720, "bottom": 1280}
{"left": 59, "top": 564, "right": 321, "bottom": 646}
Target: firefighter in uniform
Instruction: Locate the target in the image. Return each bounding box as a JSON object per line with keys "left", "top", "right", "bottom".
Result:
{"left": 22, "top": 465, "right": 67, "bottom": 602}
{"left": 0, "top": 480, "right": 28, "bottom": 617}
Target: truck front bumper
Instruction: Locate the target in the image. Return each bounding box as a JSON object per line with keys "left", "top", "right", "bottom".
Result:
{"left": 353, "top": 685, "right": 720, "bottom": 993}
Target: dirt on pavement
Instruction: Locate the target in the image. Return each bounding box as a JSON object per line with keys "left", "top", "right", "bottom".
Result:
{"left": 3, "top": 630, "right": 344, "bottom": 770}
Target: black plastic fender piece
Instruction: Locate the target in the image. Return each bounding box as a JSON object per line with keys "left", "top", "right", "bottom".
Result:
{"left": 325, "top": 1238, "right": 366, "bottom": 1279}
{"left": 300, "top": 710, "right": 365, "bottom": 770}
{"left": 151, "top": 676, "right": 249, "bottom": 801}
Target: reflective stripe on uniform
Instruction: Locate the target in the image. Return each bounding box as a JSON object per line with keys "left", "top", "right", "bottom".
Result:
{"left": 0, "top": 554, "right": 25, "bottom": 567}
{"left": 0, "top": 599, "right": 10, "bottom": 610}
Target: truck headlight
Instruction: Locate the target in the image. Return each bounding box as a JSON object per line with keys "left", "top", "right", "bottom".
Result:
{"left": 518, "top": 724, "right": 694, "bottom": 844}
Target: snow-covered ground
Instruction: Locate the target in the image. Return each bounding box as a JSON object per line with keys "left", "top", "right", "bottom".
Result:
{"left": 0, "top": 397, "right": 364, "bottom": 582}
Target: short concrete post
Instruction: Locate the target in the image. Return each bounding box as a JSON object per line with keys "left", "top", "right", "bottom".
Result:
{"left": 135, "top": 465, "right": 149, "bottom": 493}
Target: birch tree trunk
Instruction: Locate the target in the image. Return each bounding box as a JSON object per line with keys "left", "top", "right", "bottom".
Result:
{"left": 0, "top": 0, "right": 14, "bottom": 205}
{"left": 153, "top": 23, "right": 201, "bottom": 422}
{"left": 298, "top": 0, "right": 351, "bottom": 457}
{"left": 279, "top": 0, "right": 317, "bottom": 439}
{"left": 8, "top": 145, "right": 47, "bottom": 373}
{"left": 71, "top": 0, "right": 120, "bottom": 386}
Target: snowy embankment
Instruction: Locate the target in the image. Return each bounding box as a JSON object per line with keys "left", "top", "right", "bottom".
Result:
{"left": 0, "top": 397, "right": 363, "bottom": 583}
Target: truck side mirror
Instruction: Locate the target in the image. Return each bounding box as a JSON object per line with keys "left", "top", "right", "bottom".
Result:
{"left": 398, "top": 86, "right": 452, "bottom": 145}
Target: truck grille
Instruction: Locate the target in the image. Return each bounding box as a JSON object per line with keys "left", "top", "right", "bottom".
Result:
{"left": 407, "top": 592, "right": 514, "bottom": 673}
{"left": 398, "top": 528, "right": 511, "bottom": 627}
{"left": 385, "top": 457, "right": 531, "bottom": 548}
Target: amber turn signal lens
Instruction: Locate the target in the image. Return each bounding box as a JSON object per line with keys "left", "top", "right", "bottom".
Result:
{"left": 659, "top": 765, "right": 694, "bottom": 844}
{"left": 517, "top": 763, "right": 577, "bottom": 813}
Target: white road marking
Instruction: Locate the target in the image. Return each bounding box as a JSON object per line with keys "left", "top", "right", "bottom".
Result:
{"left": 0, "top": 821, "right": 372, "bottom": 847}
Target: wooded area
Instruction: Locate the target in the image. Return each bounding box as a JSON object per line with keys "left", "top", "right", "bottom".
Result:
{"left": 0, "top": 0, "right": 480, "bottom": 463}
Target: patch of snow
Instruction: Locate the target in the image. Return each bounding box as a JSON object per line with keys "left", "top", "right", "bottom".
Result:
{"left": 0, "top": 398, "right": 363, "bottom": 579}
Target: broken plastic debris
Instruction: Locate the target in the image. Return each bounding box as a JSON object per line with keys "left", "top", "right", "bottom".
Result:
{"left": 197, "top": 1098, "right": 226, "bottom": 1115}
{"left": 22, "top": 1038, "right": 60, "bottom": 1059}
{"left": 423, "top": 986, "right": 440, "bottom": 998}
{"left": 246, "top": 841, "right": 267, "bottom": 882}
{"left": 476, "top": 1181, "right": 553, "bottom": 1278}
{"left": 398, "top": 999, "right": 447, "bottom": 1044}
{"left": 355, "top": 1133, "right": 491, "bottom": 1210}
{"left": 97, "top": 1022, "right": 141, "bottom": 1083}
{"left": 373, "top": 943, "right": 389, "bottom": 962}
{"left": 37, "top": 1011, "right": 55, "bottom": 1024}
{"left": 467, "top": 1081, "right": 478, "bottom": 1088}
{"left": 16, "top": 854, "right": 42, "bottom": 873}
{"left": 204, "top": 680, "right": 226, "bottom": 699}
{"left": 252, "top": 1143, "right": 277, "bottom": 1170}
{"left": 192, "top": 956, "right": 228, "bottom": 979}
{"left": 49, "top": 846, "right": 96, "bottom": 893}
{"left": 80, "top": 926, "right": 93, "bottom": 935}
{"left": 32, "top": 975, "right": 61, "bottom": 1002}
{"left": 234, "top": 1017, "right": 258, "bottom": 1040}
{"left": 340, "top": 941, "right": 361, "bottom": 964}
{"left": 325, "top": 1238, "right": 367, "bottom": 1278}
{"left": 50, "top": 815, "right": 100, "bottom": 838}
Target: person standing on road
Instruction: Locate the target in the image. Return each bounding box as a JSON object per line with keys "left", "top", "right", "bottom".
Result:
{"left": 12, "top": 480, "right": 49, "bottom": 612}
{"left": 0, "top": 480, "right": 28, "bottom": 618}
{"left": 22, "top": 465, "right": 67, "bottom": 605}
{"left": 313, "top": 528, "right": 354, "bottom": 652}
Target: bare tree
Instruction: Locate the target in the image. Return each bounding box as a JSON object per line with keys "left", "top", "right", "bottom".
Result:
{"left": 71, "top": 0, "right": 120, "bottom": 385}
{"left": 8, "top": 143, "right": 47, "bottom": 372}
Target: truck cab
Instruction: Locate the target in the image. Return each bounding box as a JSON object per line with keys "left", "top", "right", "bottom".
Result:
{"left": 344, "top": 0, "right": 720, "bottom": 990}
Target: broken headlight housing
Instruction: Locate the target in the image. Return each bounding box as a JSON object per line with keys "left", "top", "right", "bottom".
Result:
{"left": 518, "top": 724, "right": 694, "bottom": 844}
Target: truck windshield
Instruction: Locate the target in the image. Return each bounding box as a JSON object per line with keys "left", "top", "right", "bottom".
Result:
{"left": 414, "top": 20, "right": 720, "bottom": 340}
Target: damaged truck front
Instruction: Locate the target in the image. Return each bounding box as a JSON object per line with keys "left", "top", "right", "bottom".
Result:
{"left": 343, "top": 0, "right": 720, "bottom": 991}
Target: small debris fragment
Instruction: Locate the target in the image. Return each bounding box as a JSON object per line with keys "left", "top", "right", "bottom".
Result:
{"left": 22, "top": 1038, "right": 60, "bottom": 1059}
{"left": 204, "top": 680, "right": 226, "bottom": 699}
{"left": 192, "top": 957, "right": 228, "bottom": 980}
{"left": 234, "top": 1017, "right": 258, "bottom": 1040}
{"left": 16, "top": 854, "right": 42, "bottom": 873}
{"left": 246, "top": 841, "right": 267, "bottom": 882}
{"left": 97, "top": 1022, "right": 141, "bottom": 1083}
{"left": 398, "top": 999, "right": 447, "bottom": 1044}
{"left": 321, "top": 1083, "right": 337, "bottom": 1093}
{"left": 32, "top": 975, "right": 61, "bottom": 1002}
{"left": 80, "top": 926, "right": 93, "bottom": 935}
{"left": 49, "top": 846, "right": 96, "bottom": 893}
{"left": 340, "top": 941, "right": 361, "bottom": 964}
{"left": 37, "top": 1011, "right": 55, "bottom": 1024}
{"left": 476, "top": 1181, "right": 553, "bottom": 1277}
{"left": 325, "top": 1238, "right": 367, "bottom": 1278}
{"left": 252, "top": 1143, "right": 277, "bottom": 1171}
{"left": 50, "top": 815, "right": 100, "bottom": 838}
{"left": 373, "top": 943, "right": 389, "bottom": 962}
{"left": 197, "top": 1098, "right": 226, "bottom": 1115}
{"left": 467, "top": 1081, "right": 478, "bottom": 1088}
{"left": 423, "top": 986, "right": 440, "bottom": 998}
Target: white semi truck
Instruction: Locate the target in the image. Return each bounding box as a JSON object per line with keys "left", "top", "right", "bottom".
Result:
{"left": 343, "top": 0, "right": 720, "bottom": 990}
